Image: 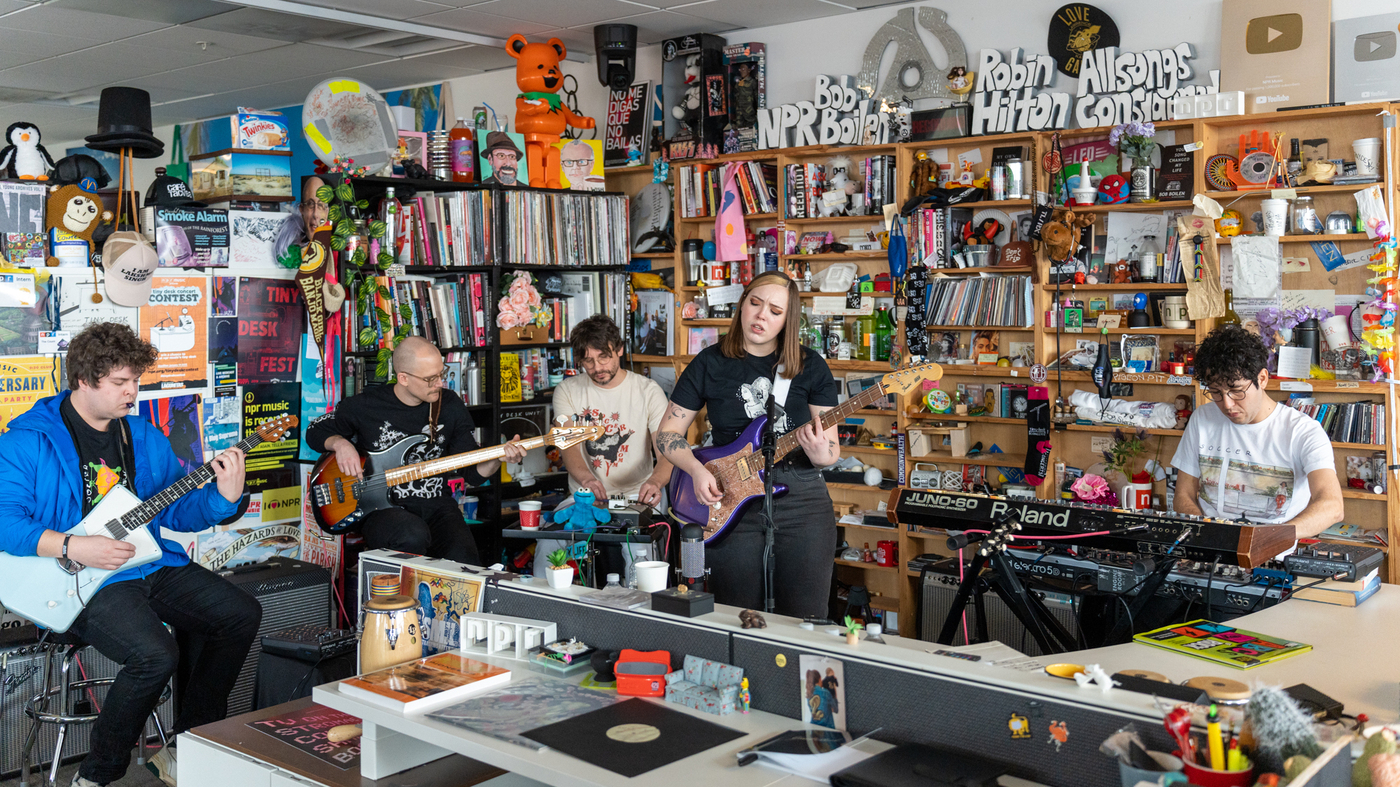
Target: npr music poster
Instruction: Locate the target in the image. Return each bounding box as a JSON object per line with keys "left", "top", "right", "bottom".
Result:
{"left": 237, "top": 277, "right": 302, "bottom": 384}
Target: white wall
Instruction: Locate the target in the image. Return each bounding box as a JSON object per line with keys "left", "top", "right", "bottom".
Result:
{"left": 56, "top": 0, "right": 1390, "bottom": 179}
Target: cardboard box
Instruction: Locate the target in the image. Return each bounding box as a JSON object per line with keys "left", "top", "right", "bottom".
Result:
{"left": 1333, "top": 13, "right": 1400, "bottom": 103}
{"left": 1220, "top": 0, "right": 1332, "bottom": 112}
{"left": 722, "top": 42, "right": 765, "bottom": 154}
{"left": 662, "top": 33, "right": 727, "bottom": 161}
{"left": 233, "top": 111, "right": 290, "bottom": 151}
{"left": 190, "top": 149, "right": 292, "bottom": 202}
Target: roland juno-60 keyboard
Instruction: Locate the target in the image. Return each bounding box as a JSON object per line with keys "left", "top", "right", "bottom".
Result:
{"left": 888, "top": 489, "right": 1295, "bottom": 569}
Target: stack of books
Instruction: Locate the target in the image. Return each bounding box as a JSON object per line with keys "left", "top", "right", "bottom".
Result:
{"left": 1291, "top": 567, "right": 1380, "bottom": 607}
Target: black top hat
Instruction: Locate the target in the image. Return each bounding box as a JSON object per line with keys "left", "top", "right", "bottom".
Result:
{"left": 86, "top": 87, "right": 164, "bottom": 159}
{"left": 482, "top": 131, "right": 523, "bottom": 159}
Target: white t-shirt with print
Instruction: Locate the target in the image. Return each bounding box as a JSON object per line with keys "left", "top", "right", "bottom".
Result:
{"left": 1171, "top": 401, "right": 1334, "bottom": 524}
{"left": 551, "top": 370, "right": 668, "bottom": 498}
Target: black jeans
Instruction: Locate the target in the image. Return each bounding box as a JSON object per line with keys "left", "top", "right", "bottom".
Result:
{"left": 361, "top": 496, "right": 479, "bottom": 564}
{"left": 68, "top": 562, "right": 262, "bottom": 785}
{"left": 706, "top": 465, "right": 837, "bottom": 619}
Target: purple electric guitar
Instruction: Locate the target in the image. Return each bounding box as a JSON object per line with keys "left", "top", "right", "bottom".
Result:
{"left": 669, "top": 361, "right": 943, "bottom": 542}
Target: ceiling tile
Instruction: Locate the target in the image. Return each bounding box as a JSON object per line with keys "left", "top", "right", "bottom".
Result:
{"left": 0, "top": 69, "right": 97, "bottom": 95}
{"left": 0, "top": 28, "right": 99, "bottom": 59}
{"left": 292, "top": 0, "right": 455, "bottom": 21}
{"left": 222, "top": 42, "right": 386, "bottom": 72}
{"left": 346, "top": 58, "right": 479, "bottom": 88}
{"left": 51, "top": 0, "right": 230, "bottom": 25}
{"left": 0, "top": 86, "right": 55, "bottom": 103}
{"left": 411, "top": 43, "right": 519, "bottom": 71}
{"left": 409, "top": 7, "right": 552, "bottom": 38}
{"left": 603, "top": 10, "right": 735, "bottom": 44}
{"left": 534, "top": 27, "right": 596, "bottom": 54}
{"left": 10, "top": 46, "right": 172, "bottom": 85}
{"left": 840, "top": 0, "right": 911, "bottom": 7}
{"left": 185, "top": 7, "right": 367, "bottom": 43}
{"left": 671, "top": 0, "right": 844, "bottom": 28}
{"left": 619, "top": 0, "right": 702, "bottom": 8}
{"left": 123, "top": 25, "right": 290, "bottom": 60}
{"left": 468, "top": 0, "right": 650, "bottom": 29}
{"left": 126, "top": 61, "right": 269, "bottom": 95}
{"left": 0, "top": 0, "right": 41, "bottom": 13}
{"left": 0, "top": 6, "right": 169, "bottom": 41}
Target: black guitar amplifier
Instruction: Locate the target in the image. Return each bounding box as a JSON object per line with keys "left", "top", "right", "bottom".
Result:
{"left": 261, "top": 625, "right": 357, "bottom": 663}
{"left": 191, "top": 558, "right": 332, "bottom": 718}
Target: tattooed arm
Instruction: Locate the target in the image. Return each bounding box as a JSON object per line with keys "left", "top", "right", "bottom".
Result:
{"left": 654, "top": 401, "right": 723, "bottom": 504}
{"left": 795, "top": 405, "right": 841, "bottom": 467}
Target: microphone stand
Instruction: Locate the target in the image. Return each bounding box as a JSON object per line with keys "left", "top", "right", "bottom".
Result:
{"left": 760, "top": 392, "right": 779, "bottom": 614}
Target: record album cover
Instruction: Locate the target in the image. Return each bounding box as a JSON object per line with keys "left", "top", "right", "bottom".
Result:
{"left": 521, "top": 698, "right": 745, "bottom": 777}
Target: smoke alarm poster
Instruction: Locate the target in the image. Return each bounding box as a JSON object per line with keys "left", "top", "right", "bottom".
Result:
{"left": 237, "top": 277, "right": 302, "bottom": 385}
{"left": 139, "top": 276, "right": 208, "bottom": 392}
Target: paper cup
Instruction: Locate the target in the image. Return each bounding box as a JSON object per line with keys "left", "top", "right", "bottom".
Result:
{"left": 1322, "top": 314, "right": 1354, "bottom": 351}
{"left": 460, "top": 495, "right": 479, "bottom": 521}
{"left": 635, "top": 560, "right": 669, "bottom": 592}
{"left": 1260, "top": 199, "right": 1288, "bottom": 236}
{"left": 1353, "top": 138, "right": 1381, "bottom": 177}
{"left": 519, "top": 500, "right": 542, "bottom": 530}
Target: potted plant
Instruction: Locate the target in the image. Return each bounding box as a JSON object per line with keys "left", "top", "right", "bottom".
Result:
{"left": 843, "top": 615, "right": 863, "bottom": 646}
{"left": 545, "top": 548, "right": 574, "bottom": 589}
{"left": 1109, "top": 121, "right": 1157, "bottom": 203}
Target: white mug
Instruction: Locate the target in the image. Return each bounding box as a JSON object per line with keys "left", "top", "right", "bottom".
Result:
{"left": 1119, "top": 483, "right": 1152, "bottom": 511}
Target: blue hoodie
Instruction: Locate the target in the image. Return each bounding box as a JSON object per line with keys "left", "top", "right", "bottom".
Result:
{"left": 0, "top": 391, "right": 238, "bottom": 588}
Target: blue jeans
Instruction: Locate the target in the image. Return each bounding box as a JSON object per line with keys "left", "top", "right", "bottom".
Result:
{"left": 68, "top": 562, "right": 262, "bottom": 785}
{"left": 706, "top": 465, "right": 836, "bottom": 619}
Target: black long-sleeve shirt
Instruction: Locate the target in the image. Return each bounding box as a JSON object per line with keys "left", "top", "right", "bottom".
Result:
{"left": 305, "top": 385, "right": 487, "bottom": 513}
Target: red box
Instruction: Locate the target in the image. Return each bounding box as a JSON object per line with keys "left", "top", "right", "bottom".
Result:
{"left": 615, "top": 649, "right": 671, "bottom": 697}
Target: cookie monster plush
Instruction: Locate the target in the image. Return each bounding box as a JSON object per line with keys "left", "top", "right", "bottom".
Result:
{"left": 550, "top": 489, "right": 612, "bottom": 531}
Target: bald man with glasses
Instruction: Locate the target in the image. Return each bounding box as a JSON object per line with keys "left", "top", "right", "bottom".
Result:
{"left": 1172, "top": 325, "right": 1343, "bottom": 541}
{"left": 306, "top": 337, "right": 526, "bottom": 563}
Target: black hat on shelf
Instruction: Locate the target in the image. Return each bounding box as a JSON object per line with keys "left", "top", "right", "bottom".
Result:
{"left": 85, "top": 87, "right": 164, "bottom": 158}
{"left": 144, "top": 166, "right": 206, "bottom": 208}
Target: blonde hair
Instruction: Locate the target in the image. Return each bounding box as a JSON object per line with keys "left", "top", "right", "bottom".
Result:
{"left": 718, "top": 271, "right": 804, "bottom": 378}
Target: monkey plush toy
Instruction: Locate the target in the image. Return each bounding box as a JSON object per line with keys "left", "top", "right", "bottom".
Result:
{"left": 45, "top": 183, "right": 111, "bottom": 267}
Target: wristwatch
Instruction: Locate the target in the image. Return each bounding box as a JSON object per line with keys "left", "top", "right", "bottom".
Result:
{"left": 62, "top": 534, "right": 71, "bottom": 559}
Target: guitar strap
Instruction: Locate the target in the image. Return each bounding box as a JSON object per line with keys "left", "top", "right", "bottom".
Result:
{"left": 771, "top": 364, "right": 792, "bottom": 420}
{"left": 427, "top": 395, "right": 441, "bottom": 447}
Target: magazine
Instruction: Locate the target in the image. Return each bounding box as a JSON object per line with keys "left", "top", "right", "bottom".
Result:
{"left": 1132, "top": 620, "right": 1311, "bottom": 669}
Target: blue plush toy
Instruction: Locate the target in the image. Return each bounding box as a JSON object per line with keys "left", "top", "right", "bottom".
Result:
{"left": 550, "top": 489, "right": 612, "bottom": 531}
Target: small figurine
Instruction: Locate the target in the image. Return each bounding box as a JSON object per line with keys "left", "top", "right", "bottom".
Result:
{"left": 506, "top": 34, "right": 595, "bottom": 189}
{"left": 819, "top": 155, "right": 860, "bottom": 217}
{"left": 1097, "top": 174, "right": 1129, "bottom": 204}
{"left": 550, "top": 489, "right": 611, "bottom": 531}
{"left": 947, "top": 65, "right": 973, "bottom": 96}
{"left": 1174, "top": 394, "right": 1193, "bottom": 430}
{"left": 738, "top": 677, "right": 752, "bottom": 713}
{"left": 1110, "top": 259, "right": 1133, "bottom": 284}
{"left": 672, "top": 54, "right": 703, "bottom": 135}
{"left": 739, "top": 609, "right": 766, "bottom": 629}
{"left": 0, "top": 122, "right": 55, "bottom": 180}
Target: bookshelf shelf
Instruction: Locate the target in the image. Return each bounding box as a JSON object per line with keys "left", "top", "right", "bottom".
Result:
{"left": 907, "top": 413, "right": 1023, "bottom": 425}
{"left": 779, "top": 252, "right": 886, "bottom": 261}
{"left": 931, "top": 266, "right": 1035, "bottom": 275}
{"left": 1040, "top": 282, "right": 1188, "bottom": 291}
{"left": 1065, "top": 424, "right": 1185, "bottom": 438}
{"left": 1206, "top": 183, "right": 1379, "bottom": 200}
{"left": 1072, "top": 200, "right": 1194, "bottom": 213}
{"left": 925, "top": 324, "right": 1034, "bottom": 332}
{"left": 784, "top": 214, "right": 886, "bottom": 224}
{"left": 679, "top": 212, "right": 777, "bottom": 223}
{"left": 680, "top": 318, "right": 732, "bottom": 326}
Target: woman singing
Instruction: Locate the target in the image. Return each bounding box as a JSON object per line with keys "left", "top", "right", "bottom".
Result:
{"left": 654, "top": 272, "right": 840, "bottom": 618}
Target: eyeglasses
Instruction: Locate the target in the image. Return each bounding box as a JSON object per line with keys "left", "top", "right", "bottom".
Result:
{"left": 1201, "top": 381, "right": 1257, "bottom": 402}
{"left": 299, "top": 199, "right": 329, "bottom": 214}
{"left": 561, "top": 159, "right": 593, "bottom": 168}
{"left": 400, "top": 367, "right": 447, "bottom": 386}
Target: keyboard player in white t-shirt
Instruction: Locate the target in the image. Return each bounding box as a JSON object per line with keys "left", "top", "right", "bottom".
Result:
{"left": 1172, "top": 325, "right": 1344, "bottom": 541}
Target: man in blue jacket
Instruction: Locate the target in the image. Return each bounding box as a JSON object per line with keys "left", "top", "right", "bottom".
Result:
{"left": 0, "top": 323, "right": 261, "bottom": 787}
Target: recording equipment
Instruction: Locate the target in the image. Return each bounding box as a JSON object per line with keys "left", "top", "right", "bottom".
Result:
{"left": 890, "top": 489, "right": 1293, "bottom": 568}
{"left": 260, "top": 625, "right": 357, "bottom": 664}
{"left": 680, "top": 523, "right": 706, "bottom": 581}
{"left": 206, "top": 558, "right": 332, "bottom": 717}
{"left": 594, "top": 24, "right": 638, "bottom": 91}
{"left": 1284, "top": 543, "right": 1384, "bottom": 582}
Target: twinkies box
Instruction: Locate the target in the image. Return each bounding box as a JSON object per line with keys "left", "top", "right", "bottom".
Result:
{"left": 235, "top": 111, "right": 291, "bottom": 151}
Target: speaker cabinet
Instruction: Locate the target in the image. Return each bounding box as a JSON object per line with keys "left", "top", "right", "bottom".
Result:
{"left": 919, "top": 565, "right": 1081, "bottom": 657}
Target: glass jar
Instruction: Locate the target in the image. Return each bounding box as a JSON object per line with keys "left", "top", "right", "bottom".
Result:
{"left": 1137, "top": 234, "right": 1159, "bottom": 282}
{"left": 1291, "top": 196, "right": 1321, "bottom": 235}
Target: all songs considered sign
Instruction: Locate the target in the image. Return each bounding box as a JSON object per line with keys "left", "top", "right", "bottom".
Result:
{"left": 237, "top": 278, "right": 302, "bottom": 385}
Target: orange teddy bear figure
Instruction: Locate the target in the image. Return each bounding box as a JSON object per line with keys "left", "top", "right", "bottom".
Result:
{"left": 506, "top": 34, "right": 595, "bottom": 189}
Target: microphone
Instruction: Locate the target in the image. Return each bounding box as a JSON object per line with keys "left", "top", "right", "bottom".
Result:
{"left": 680, "top": 523, "right": 706, "bottom": 581}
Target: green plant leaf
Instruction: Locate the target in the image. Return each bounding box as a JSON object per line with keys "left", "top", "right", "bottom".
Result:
{"left": 369, "top": 220, "right": 387, "bottom": 237}
{"left": 378, "top": 251, "right": 394, "bottom": 266}
{"left": 351, "top": 247, "right": 366, "bottom": 265}
{"left": 327, "top": 204, "right": 342, "bottom": 223}
{"left": 315, "top": 185, "right": 334, "bottom": 203}
{"left": 356, "top": 199, "right": 369, "bottom": 209}
{"left": 336, "top": 219, "right": 354, "bottom": 237}
{"left": 398, "top": 303, "right": 413, "bottom": 321}
{"left": 377, "top": 285, "right": 391, "bottom": 299}
{"left": 358, "top": 328, "right": 376, "bottom": 346}
{"left": 329, "top": 235, "right": 347, "bottom": 251}
{"left": 337, "top": 183, "right": 354, "bottom": 201}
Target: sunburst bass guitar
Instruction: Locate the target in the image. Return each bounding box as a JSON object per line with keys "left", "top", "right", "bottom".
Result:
{"left": 668, "top": 362, "right": 943, "bottom": 543}
{"left": 308, "top": 425, "right": 601, "bottom": 535}
{"left": 0, "top": 414, "right": 298, "bottom": 632}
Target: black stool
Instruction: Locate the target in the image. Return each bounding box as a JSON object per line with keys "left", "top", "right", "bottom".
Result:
{"left": 20, "top": 630, "right": 170, "bottom": 787}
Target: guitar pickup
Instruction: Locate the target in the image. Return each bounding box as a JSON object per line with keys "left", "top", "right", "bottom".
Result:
{"left": 333, "top": 478, "right": 347, "bottom": 504}
{"left": 735, "top": 462, "right": 752, "bottom": 482}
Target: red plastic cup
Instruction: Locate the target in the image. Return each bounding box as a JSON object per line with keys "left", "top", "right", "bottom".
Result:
{"left": 876, "top": 540, "right": 898, "bottom": 567}
{"left": 1180, "top": 759, "right": 1254, "bottom": 787}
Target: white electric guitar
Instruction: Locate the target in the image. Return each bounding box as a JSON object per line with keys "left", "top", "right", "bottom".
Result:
{"left": 0, "top": 414, "right": 297, "bottom": 632}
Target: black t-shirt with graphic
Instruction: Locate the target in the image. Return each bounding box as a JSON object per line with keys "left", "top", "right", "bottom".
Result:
{"left": 305, "top": 385, "right": 486, "bottom": 513}
{"left": 60, "top": 397, "right": 131, "bottom": 515}
{"left": 670, "top": 344, "right": 838, "bottom": 462}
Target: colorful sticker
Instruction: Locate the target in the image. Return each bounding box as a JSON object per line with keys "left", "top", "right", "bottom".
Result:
{"left": 1009, "top": 713, "right": 1031, "bottom": 739}
{"left": 1048, "top": 721, "right": 1068, "bottom": 751}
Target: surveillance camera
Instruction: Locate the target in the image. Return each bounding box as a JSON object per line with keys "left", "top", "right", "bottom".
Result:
{"left": 594, "top": 24, "right": 637, "bottom": 92}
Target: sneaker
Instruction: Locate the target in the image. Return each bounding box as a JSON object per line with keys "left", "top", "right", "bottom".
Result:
{"left": 147, "top": 745, "right": 176, "bottom": 787}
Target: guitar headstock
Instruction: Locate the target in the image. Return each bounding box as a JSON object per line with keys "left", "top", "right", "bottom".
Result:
{"left": 254, "top": 414, "right": 298, "bottom": 442}
{"left": 880, "top": 361, "right": 944, "bottom": 397}
{"left": 547, "top": 425, "right": 602, "bottom": 451}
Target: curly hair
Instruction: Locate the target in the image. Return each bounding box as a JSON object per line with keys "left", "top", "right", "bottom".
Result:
{"left": 569, "top": 315, "right": 624, "bottom": 358}
{"left": 66, "top": 322, "right": 158, "bottom": 390}
{"left": 1194, "top": 324, "right": 1269, "bottom": 390}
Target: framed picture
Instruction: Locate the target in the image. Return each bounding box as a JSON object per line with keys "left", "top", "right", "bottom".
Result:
{"left": 396, "top": 131, "right": 427, "bottom": 167}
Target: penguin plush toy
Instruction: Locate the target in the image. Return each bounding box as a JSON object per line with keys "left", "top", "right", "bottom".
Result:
{"left": 0, "top": 122, "right": 56, "bottom": 180}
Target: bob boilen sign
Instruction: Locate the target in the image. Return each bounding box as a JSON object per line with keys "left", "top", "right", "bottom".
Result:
{"left": 971, "top": 44, "right": 1219, "bottom": 135}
